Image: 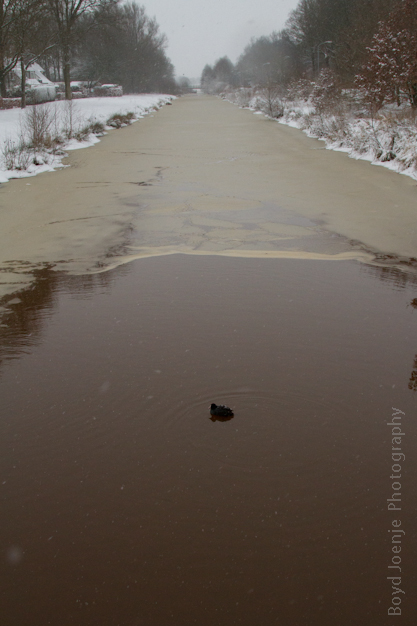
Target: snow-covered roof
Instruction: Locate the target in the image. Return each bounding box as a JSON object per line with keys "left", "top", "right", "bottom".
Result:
{"left": 13, "top": 63, "right": 53, "bottom": 85}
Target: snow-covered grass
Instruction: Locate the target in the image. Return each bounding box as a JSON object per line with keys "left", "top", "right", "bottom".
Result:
{"left": 0, "top": 94, "right": 174, "bottom": 183}
{"left": 224, "top": 88, "right": 417, "bottom": 180}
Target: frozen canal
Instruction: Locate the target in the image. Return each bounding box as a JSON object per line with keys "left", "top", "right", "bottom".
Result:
{"left": 1, "top": 95, "right": 416, "bottom": 625}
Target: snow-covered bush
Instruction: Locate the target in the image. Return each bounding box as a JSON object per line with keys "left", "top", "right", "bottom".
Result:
{"left": 0, "top": 94, "right": 174, "bottom": 180}
{"left": 356, "top": 0, "right": 417, "bottom": 111}
{"left": 94, "top": 85, "right": 123, "bottom": 97}
{"left": 0, "top": 98, "right": 23, "bottom": 110}
{"left": 2, "top": 103, "right": 107, "bottom": 171}
{"left": 224, "top": 88, "right": 254, "bottom": 108}
{"left": 2, "top": 138, "right": 31, "bottom": 170}
{"left": 26, "top": 86, "right": 57, "bottom": 105}
{"left": 106, "top": 112, "right": 135, "bottom": 128}
{"left": 255, "top": 86, "right": 285, "bottom": 118}
{"left": 223, "top": 82, "right": 417, "bottom": 179}
{"left": 226, "top": 86, "right": 284, "bottom": 118}
{"left": 286, "top": 78, "right": 314, "bottom": 102}
{"left": 23, "top": 104, "right": 55, "bottom": 150}
{"left": 310, "top": 70, "right": 341, "bottom": 114}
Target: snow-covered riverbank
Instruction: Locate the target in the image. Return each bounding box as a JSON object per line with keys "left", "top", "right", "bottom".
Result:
{"left": 224, "top": 89, "right": 417, "bottom": 180}
{"left": 0, "top": 94, "right": 174, "bottom": 183}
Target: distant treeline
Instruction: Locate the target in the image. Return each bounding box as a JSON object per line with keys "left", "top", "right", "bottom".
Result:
{"left": 202, "top": 0, "right": 417, "bottom": 110}
{"left": 1, "top": 0, "right": 177, "bottom": 99}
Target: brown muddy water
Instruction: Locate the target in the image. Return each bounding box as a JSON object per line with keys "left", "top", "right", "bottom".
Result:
{"left": 1, "top": 253, "right": 417, "bottom": 626}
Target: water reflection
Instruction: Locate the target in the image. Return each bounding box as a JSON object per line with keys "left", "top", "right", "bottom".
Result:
{"left": 209, "top": 414, "right": 234, "bottom": 423}
{"left": 0, "top": 267, "right": 127, "bottom": 366}
{"left": 407, "top": 300, "right": 417, "bottom": 391}
{"left": 408, "top": 355, "right": 417, "bottom": 391}
{"left": 0, "top": 269, "right": 59, "bottom": 364}
{"left": 363, "top": 260, "right": 417, "bottom": 289}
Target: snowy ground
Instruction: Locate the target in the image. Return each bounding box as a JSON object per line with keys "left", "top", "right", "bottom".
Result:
{"left": 0, "top": 94, "right": 174, "bottom": 183}
{"left": 224, "top": 90, "right": 417, "bottom": 181}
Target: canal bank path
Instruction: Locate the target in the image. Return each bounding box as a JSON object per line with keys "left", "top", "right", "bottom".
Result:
{"left": 1, "top": 93, "right": 417, "bottom": 299}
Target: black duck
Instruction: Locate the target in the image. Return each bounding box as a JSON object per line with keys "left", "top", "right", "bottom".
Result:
{"left": 210, "top": 403, "right": 234, "bottom": 417}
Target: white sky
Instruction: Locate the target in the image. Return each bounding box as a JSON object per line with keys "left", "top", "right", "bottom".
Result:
{"left": 143, "top": 0, "right": 300, "bottom": 80}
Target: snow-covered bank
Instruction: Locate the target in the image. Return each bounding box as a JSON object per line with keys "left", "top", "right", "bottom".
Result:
{"left": 0, "top": 94, "right": 174, "bottom": 183}
{"left": 224, "top": 89, "right": 417, "bottom": 180}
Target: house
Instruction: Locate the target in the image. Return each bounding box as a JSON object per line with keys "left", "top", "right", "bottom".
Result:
{"left": 13, "top": 62, "right": 54, "bottom": 86}
{"left": 9, "top": 63, "right": 57, "bottom": 102}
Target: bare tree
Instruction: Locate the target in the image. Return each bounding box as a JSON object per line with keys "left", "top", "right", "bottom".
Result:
{"left": 0, "top": 0, "right": 20, "bottom": 96}
{"left": 48, "top": 0, "right": 101, "bottom": 99}
{"left": 286, "top": 0, "right": 400, "bottom": 80}
{"left": 13, "top": 0, "right": 56, "bottom": 107}
{"left": 74, "top": 1, "right": 175, "bottom": 93}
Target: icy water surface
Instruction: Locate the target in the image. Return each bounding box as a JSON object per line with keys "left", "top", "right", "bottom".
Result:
{"left": 1, "top": 255, "right": 417, "bottom": 626}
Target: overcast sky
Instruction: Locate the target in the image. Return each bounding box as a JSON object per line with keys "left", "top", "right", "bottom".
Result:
{"left": 143, "top": 0, "right": 300, "bottom": 80}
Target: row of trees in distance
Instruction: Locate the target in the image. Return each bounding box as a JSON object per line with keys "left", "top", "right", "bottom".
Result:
{"left": 201, "top": 0, "right": 417, "bottom": 110}
{"left": 0, "top": 0, "right": 177, "bottom": 100}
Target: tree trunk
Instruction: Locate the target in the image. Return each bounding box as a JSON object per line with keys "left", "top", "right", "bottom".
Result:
{"left": 63, "top": 62, "right": 72, "bottom": 100}
{"left": 21, "top": 59, "right": 26, "bottom": 108}
{"left": 0, "top": 58, "right": 6, "bottom": 97}
{"left": 62, "top": 41, "right": 72, "bottom": 100}
{"left": 0, "top": 2, "right": 5, "bottom": 97}
{"left": 54, "top": 49, "right": 61, "bottom": 81}
{"left": 310, "top": 51, "right": 316, "bottom": 77}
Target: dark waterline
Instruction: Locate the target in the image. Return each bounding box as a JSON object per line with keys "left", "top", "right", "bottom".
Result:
{"left": 1, "top": 255, "right": 416, "bottom": 626}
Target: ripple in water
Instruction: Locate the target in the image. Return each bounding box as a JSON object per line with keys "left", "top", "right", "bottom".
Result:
{"left": 160, "top": 387, "right": 342, "bottom": 474}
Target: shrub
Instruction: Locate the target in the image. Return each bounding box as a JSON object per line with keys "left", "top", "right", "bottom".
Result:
{"left": 2, "top": 138, "right": 31, "bottom": 170}
{"left": 106, "top": 112, "right": 135, "bottom": 128}
{"left": 287, "top": 78, "right": 314, "bottom": 102}
{"left": 23, "top": 104, "right": 54, "bottom": 150}
{"left": 89, "top": 121, "right": 105, "bottom": 134}
{"left": 235, "top": 88, "right": 254, "bottom": 108}
{"left": 74, "top": 126, "right": 91, "bottom": 142}
{"left": 356, "top": 0, "right": 417, "bottom": 111}
{"left": 61, "top": 100, "right": 81, "bottom": 140}
{"left": 310, "top": 70, "right": 341, "bottom": 114}
{"left": 262, "top": 89, "right": 284, "bottom": 118}
{"left": 250, "top": 86, "right": 284, "bottom": 118}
